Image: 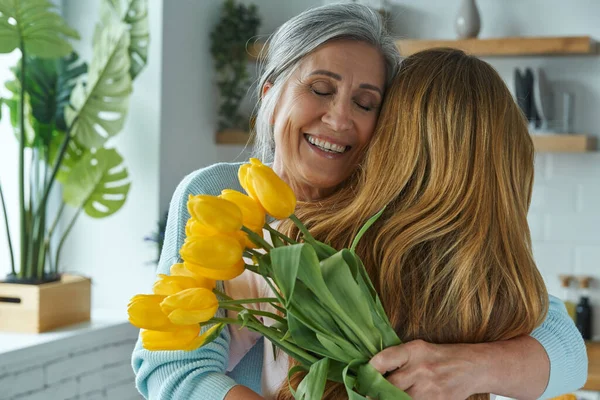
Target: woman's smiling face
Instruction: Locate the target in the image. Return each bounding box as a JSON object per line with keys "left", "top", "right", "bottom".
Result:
{"left": 271, "top": 40, "right": 386, "bottom": 201}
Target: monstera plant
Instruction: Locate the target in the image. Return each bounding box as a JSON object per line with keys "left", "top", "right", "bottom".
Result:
{"left": 0, "top": 0, "right": 149, "bottom": 283}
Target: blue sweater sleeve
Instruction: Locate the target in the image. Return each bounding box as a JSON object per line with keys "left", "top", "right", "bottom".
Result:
{"left": 531, "top": 295, "right": 588, "bottom": 399}
{"left": 132, "top": 164, "right": 244, "bottom": 400}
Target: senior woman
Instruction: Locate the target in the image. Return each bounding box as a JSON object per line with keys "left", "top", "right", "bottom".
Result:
{"left": 132, "top": 4, "right": 586, "bottom": 400}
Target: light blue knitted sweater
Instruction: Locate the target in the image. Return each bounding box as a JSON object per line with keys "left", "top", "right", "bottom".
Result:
{"left": 132, "top": 162, "right": 588, "bottom": 400}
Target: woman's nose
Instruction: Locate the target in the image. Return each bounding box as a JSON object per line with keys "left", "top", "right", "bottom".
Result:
{"left": 322, "top": 100, "right": 353, "bottom": 133}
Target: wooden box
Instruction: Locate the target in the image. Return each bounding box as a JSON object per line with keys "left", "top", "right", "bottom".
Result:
{"left": 0, "top": 274, "right": 91, "bottom": 333}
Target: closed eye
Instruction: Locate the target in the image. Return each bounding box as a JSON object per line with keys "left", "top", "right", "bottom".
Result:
{"left": 312, "top": 88, "right": 332, "bottom": 96}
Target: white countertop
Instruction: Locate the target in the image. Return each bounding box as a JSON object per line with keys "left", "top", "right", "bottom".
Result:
{"left": 0, "top": 309, "right": 130, "bottom": 354}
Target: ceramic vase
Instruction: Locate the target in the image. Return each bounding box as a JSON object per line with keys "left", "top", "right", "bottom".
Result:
{"left": 455, "top": 0, "right": 481, "bottom": 39}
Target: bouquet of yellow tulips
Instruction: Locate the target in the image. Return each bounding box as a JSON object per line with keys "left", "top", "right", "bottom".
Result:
{"left": 128, "top": 158, "right": 410, "bottom": 400}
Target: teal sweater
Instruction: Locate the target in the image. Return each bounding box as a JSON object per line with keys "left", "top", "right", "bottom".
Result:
{"left": 132, "top": 162, "right": 588, "bottom": 400}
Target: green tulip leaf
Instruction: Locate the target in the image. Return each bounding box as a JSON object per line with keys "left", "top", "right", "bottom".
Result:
{"left": 63, "top": 147, "right": 130, "bottom": 218}
{"left": 292, "top": 357, "right": 330, "bottom": 400}
{"left": 356, "top": 363, "right": 412, "bottom": 400}
{"left": 101, "top": 0, "right": 149, "bottom": 80}
{"left": 65, "top": 21, "right": 132, "bottom": 148}
{"left": 0, "top": 0, "right": 79, "bottom": 58}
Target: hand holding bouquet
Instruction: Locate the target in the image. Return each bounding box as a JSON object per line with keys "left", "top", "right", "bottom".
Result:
{"left": 128, "top": 159, "right": 411, "bottom": 400}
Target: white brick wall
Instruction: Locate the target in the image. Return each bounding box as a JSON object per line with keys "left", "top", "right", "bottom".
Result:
{"left": 530, "top": 153, "right": 600, "bottom": 340}
{"left": 0, "top": 324, "right": 142, "bottom": 400}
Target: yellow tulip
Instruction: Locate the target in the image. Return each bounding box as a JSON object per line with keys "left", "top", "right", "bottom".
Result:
{"left": 187, "top": 195, "right": 243, "bottom": 234}
{"left": 238, "top": 158, "right": 296, "bottom": 219}
{"left": 185, "top": 218, "right": 213, "bottom": 237}
{"left": 128, "top": 294, "right": 175, "bottom": 331}
{"left": 184, "top": 259, "right": 245, "bottom": 281}
{"left": 219, "top": 189, "right": 266, "bottom": 231}
{"left": 141, "top": 325, "right": 201, "bottom": 351}
{"left": 170, "top": 263, "right": 216, "bottom": 289}
{"left": 160, "top": 288, "right": 219, "bottom": 325}
{"left": 153, "top": 274, "right": 214, "bottom": 296}
{"left": 179, "top": 234, "right": 243, "bottom": 269}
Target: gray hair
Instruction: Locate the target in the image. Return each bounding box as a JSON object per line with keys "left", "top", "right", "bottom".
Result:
{"left": 252, "top": 3, "right": 401, "bottom": 163}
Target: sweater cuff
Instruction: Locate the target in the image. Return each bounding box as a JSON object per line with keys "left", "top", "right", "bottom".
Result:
{"left": 530, "top": 308, "right": 588, "bottom": 399}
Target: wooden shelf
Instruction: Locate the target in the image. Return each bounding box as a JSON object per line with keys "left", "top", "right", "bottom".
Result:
{"left": 396, "top": 36, "right": 598, "bottom": 57}
{"left": 216, "top": 129, "right": 253, "bottom": 145}
{"left": 584, "top": 341, "right": 600, "bottom": 391}
{"left": 248, "top": 36, "right": 598, "bottom": 60}
{"left": 531, "top": 134, "right": 597, "bottom": 153}
{"left": 217, "top": 131, "right": 596, "bottom": 153}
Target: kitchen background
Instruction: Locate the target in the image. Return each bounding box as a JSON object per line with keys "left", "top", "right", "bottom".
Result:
{"left": 0, "top": 0, "right": 598, "bottom": 398}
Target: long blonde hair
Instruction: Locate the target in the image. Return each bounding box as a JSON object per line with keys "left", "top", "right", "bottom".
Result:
{"left": 276, "top": 48, "right": 548, "bottom": 400}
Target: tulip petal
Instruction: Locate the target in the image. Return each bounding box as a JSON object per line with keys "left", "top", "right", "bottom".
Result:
{"left": 170, "top": 263, "right": 216, "bottom": 289}
{"left": 160, "top": 288, "right": 219, "bottom": 325}
{"left": 219, "top": 189, "right": 266, "bottom": 230}
{"left": 179, "top": 234, "right": 243, "bottom": 268}
{"left": 187, "top": 195, "right": 243, "bottom": 233}
{"left": 153, "top": 274, "right": 203, "bottom": 296}
{"left": 141, "top": 325, "right": 201, "bottom": 351}
{"left": 128, "top": 294, "right": 175, "bottom": 331}
{"left": 184, "top": 259, "right": 246, "bottom": 281}
{"left": 167, "top": 307, "right": 219, "bottom": 325}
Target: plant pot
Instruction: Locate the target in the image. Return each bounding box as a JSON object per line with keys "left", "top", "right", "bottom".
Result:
{"left": 0, "top": 274, "right": 91, "bottom": 333}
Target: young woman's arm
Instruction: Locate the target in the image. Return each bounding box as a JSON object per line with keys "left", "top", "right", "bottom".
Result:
{"left": 370, "top": 295, "right": 587, "bottom": 400}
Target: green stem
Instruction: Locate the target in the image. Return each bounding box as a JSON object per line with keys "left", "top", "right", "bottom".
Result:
{"left": 54, "top": 208, "right": 82, "bottom": 271}
{"left": 241, "top": 225, "right": 272, "bottom": 250}
{"left": 264, "top": 224, "right": 298, "bottom": 244}
{"left": 18, "top": 44, "right": 27, "bottom": 277}
{"left": 219, "top": 297, "right": 280, "bottom": 305}
{"left": 0, "top": 181, "right": 16, "bottom": 275}
{"left": 289, "top": 214, "right": 315, "bottom": 243}
{"left": 245, "top": 315, "right": 317, "bottom": 365}
{"left": 47, "top": 202, "right": 66, "bottom": 240}
{"left": 213, "top": 288, "right": 233, "bottom": 301}
{"left": 34, "top": 120, "right": 75, "bottom": 225}
{"left": 219, "top": 303, "right": 287, "bottom": 325}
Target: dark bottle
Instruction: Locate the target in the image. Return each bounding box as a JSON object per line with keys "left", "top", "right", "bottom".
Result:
{"left": 575, "top": 296, "right": 592, "bottom": 340}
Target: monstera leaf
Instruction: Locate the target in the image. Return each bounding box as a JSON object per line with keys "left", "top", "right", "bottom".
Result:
{"left": 65, "top": 21, "right": 132, "bottom": 148}
{"left": 0, "top": 0, "right": 79, "bottom": 58}
{"left": 63, "top": 147, "right": 130, "bottom": 218}
{"left": 3, "top": 77, "right": 35, "bottom": 145}
{"left": 102, "top": 0, "right": 149, "bottom": 79}
{"left": 48, "top": 130, "right": 86, "bottom": 184}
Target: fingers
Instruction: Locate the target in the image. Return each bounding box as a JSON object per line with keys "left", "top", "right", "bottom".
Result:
{"left": 369, "top": 344, "right": 410, "bottom": 375}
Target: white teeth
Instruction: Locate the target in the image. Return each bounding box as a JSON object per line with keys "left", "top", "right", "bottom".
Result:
{"left": 306, "top": 135, "right": 347, "bottom": 153}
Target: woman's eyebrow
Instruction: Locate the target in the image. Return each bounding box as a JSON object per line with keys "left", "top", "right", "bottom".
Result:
{"left": 309, "top": 69, "right": 382, "bottom": 96}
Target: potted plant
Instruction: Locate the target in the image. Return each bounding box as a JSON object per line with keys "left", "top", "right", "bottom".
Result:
{"left": 210, "top": 0, "right": 260, "bottom": 135}
{"left": 0, "top": 0, "right": 149, "bottom": 333}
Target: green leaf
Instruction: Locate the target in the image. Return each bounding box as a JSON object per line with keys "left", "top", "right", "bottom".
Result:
{"left": 350, "top": 206, "right": 386, "bottom": 251}
{"left": 293, "top": 357, "right": 330, "bottom": 400}
{"left": 270, "top": 244, "right": 303, "bottom": 306}
{"left": 0, "top": 0, "right": 79, "bottom": 58}
{"left": 65, "top": 21, "right": 132, "bottom": 148}
{"left": 346, "top": 250, "right": 401, "bottom": 348}
{"left": 101, "top": 0, "right": 149, "bottom": 80}
{"left": 48, "top": 130, "right": 86, "bottom": 183}
{"left": 316, "top": 332, "right": 364, "bottom": 363}
{"left": 356, "top": 363, "right": 412, "bottom": 400}
{"left": 320, "top": 250, "right": 381, "bottom": 350}
{"left": 199, "top": 322, "right": 226, "bottom": 347}
{"left": 62, "top": 147, "right": 130, "bottom": 218}
{"left": 20, "top": 53, "right": 87, "bottom": 131}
